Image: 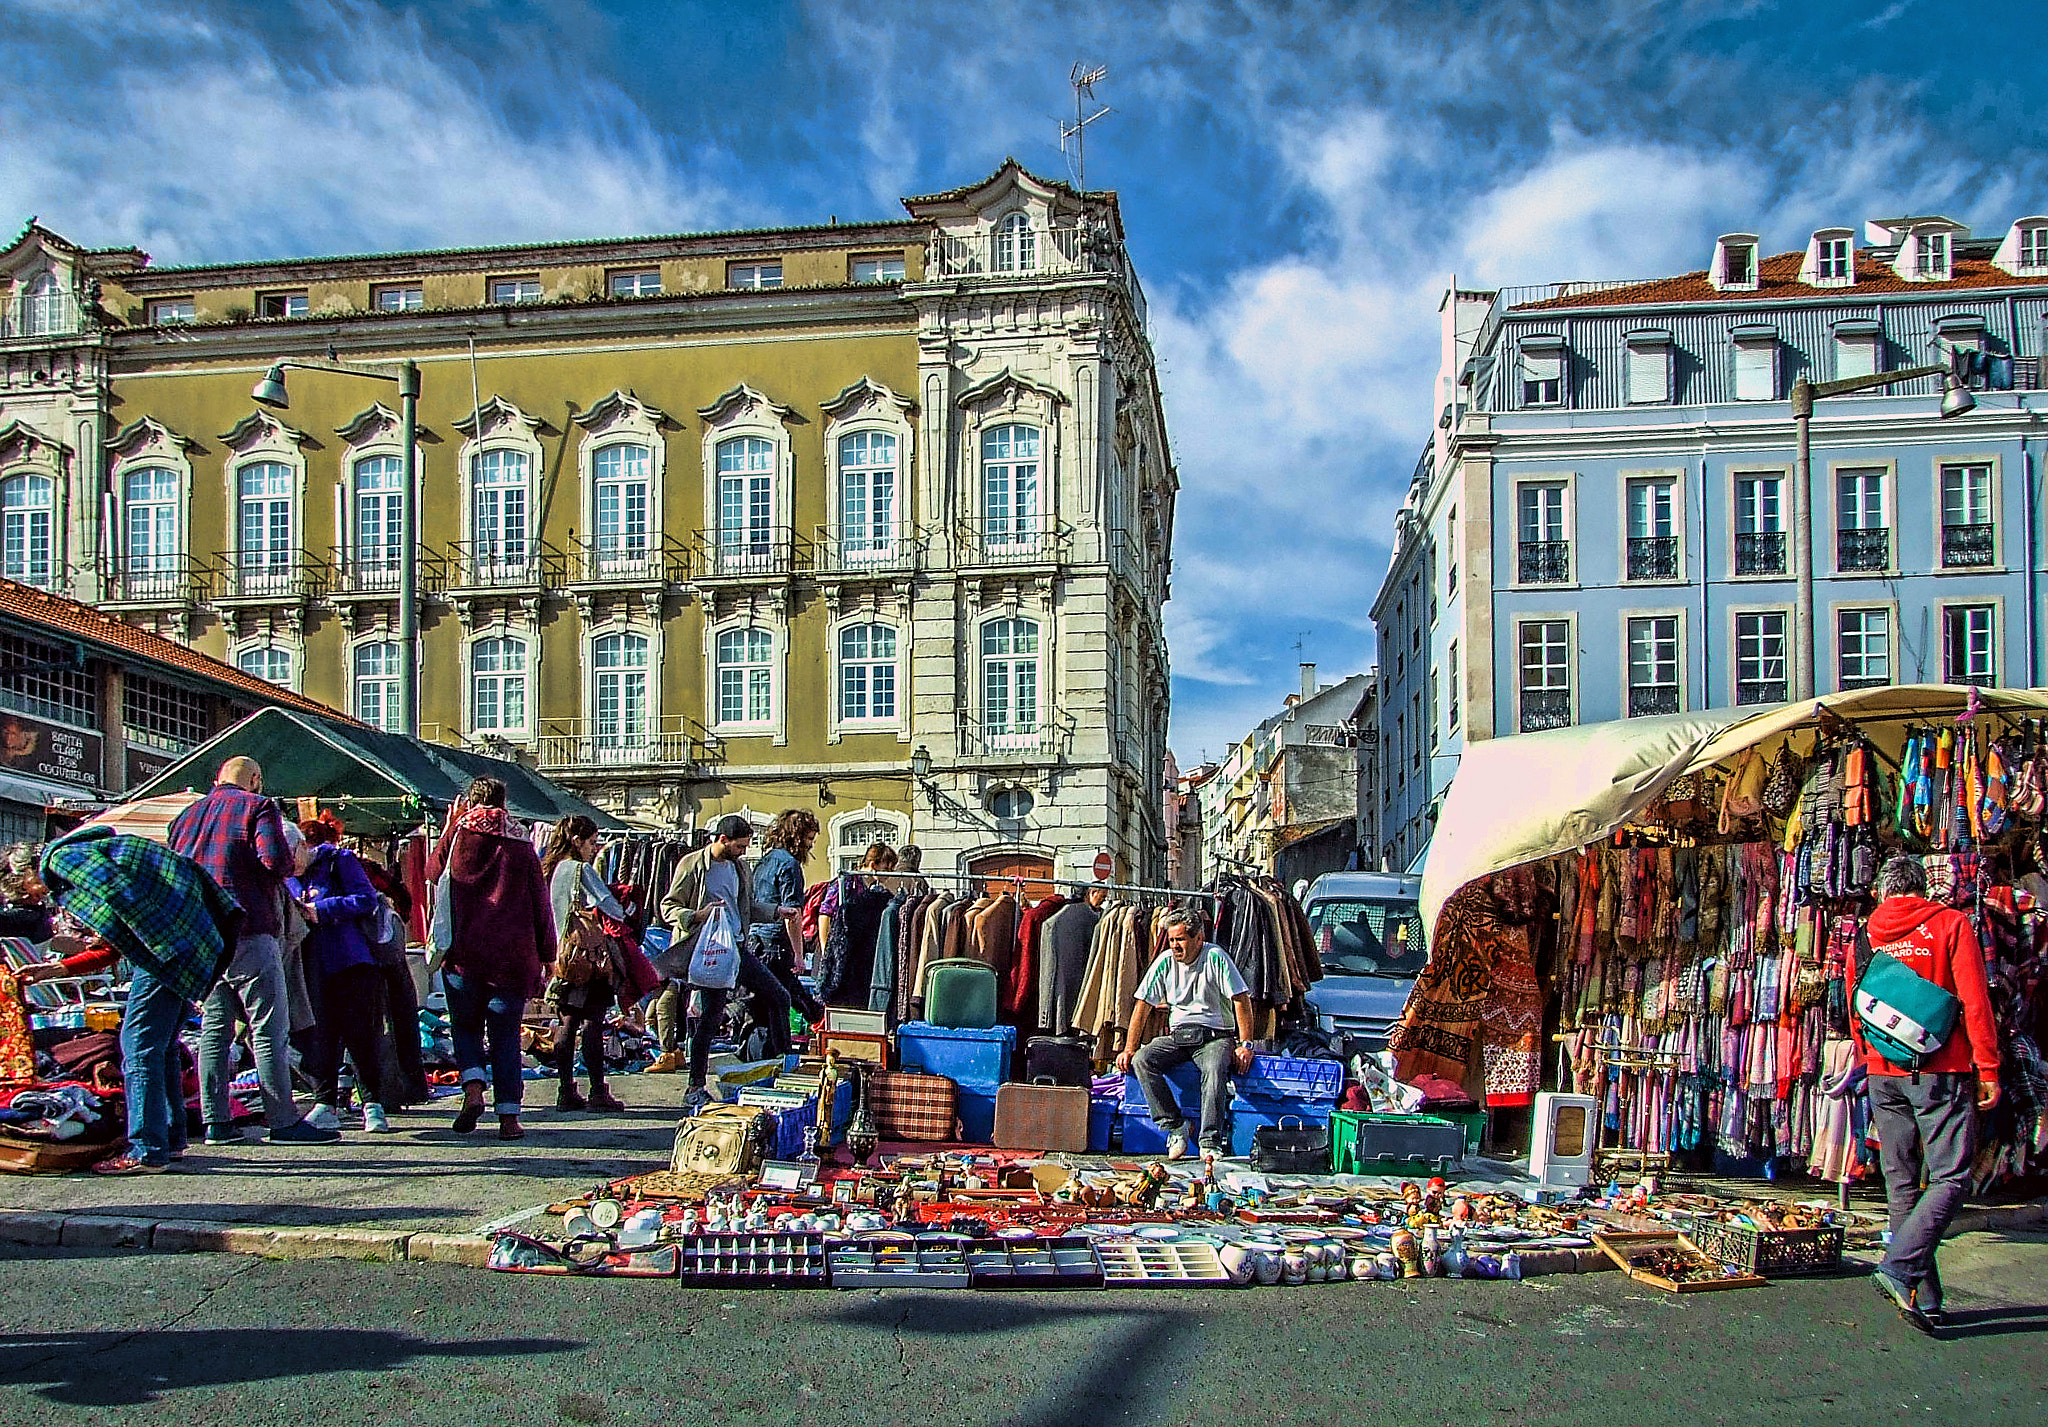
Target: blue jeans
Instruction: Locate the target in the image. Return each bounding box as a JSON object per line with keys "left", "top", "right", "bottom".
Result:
{"left": 1133, "top": 1030, "right": 1236, "bottom": 1154}
{"left": 121, "top": 968, "right": 192, "bottom": 1165}
{"left": 444, "top": 968, "right": 526, "bottom": 1115}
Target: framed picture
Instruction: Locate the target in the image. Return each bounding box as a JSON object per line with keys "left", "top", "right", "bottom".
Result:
{"left": 759, "top": 1161, "right": 816, "bottom": 1191}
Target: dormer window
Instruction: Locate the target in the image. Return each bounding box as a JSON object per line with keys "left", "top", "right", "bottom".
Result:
{"left": 1915, "top": 230, "right": 1951, "bottom": 279}
{"left": 2022, "top": 227, "right": 2048, "bottom": 270}
{"left": 17, "top": 271, "right": 68, "bottom": 336}
{"left": 1712, "top": 234, "right": 1760, "bottom": 291}
{"left": 995, "top": 212, "right": 1037, "bottom": 273}
{"left": 1519, "top": 336, "right": 1565, "bottom": 406}
{"left": 1992, "top": 217, "right": 2048, "bottom": 275}
{"left": 1802, "top": 228, "right": 1856, "bottom": 287}
{"left": 1625, "top": 330, "right": 1672, "bottom": 404}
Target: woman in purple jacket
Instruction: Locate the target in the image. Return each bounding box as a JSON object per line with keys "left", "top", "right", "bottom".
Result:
{"left": 290, "top": 820, "right": 394, "bottom": 1134}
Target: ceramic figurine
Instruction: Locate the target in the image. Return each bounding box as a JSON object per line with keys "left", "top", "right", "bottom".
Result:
{"left": 1392, "top": 1229, "right": 1421, "bottom": 1278}
{"left": 1450, "top": 1194, "right": 1474, "bottom": 1224}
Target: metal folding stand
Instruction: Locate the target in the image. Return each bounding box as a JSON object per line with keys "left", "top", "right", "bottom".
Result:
{"left": 1589, "top": 1036, "right": 1683, "bottom": 1182}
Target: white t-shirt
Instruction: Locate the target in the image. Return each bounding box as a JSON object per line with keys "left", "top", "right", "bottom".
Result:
{"left": 1135, "top": 943, "right": 1250, "bottom": 1031}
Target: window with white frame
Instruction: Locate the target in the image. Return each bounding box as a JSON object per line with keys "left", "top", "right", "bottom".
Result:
{"left": 1838, "top": 608, "right": 1891, "bottom": 690}
{"left": 1445, "top": 505, "right": 1459, "bottom": 594}
{"left": 728, "top": 262, "right": 782, "bottom": 290}
{"left": 981, "top": 617, "right": 1040, "bottom": 737}
{"left": 608, "top": 268, "right": 661, "bottom": 298}
{"left": 715, "top": 436, "right": 776, "bottom": 564}
{"left": 1916, "top": 231, "right": 1951, "bottom": 279}
{"left": 237, "top": 461, "right": 294, "bottom": 578}
{"left": 1735, "top": 611, "right": 1788, "bottom": 705}
{"left": 994, "top": 213, "right": 1036, "bottom": 273}
{"left": 1516, "top": 481, "right": 1569, "bottom": 583}
{"left": 124, "top": 466, "right": 179, "bottom": 580}
{"left": 471, "top": 635, "right": 528, "bottom": 733}
{"left": 1943, "top": 604, "right": 1995, "bottom": 684}
{"left": 0, "top": 475, "right": 53, "bottom": 586}
{"left": 1517, "top": 620, "right": 1571, "bottom": 732}
{"left": 471, "top": 448, "right": 530, "bottom": 566}
{"left": 838, "top": 623, "right": 898, "bottom": 724}
{"left": 1817, "top": 235, "right": 1852, "bottom": 282}
{"left": 838, "top": 430, "right": 898, "bottom": 559}
{"left": 1733, "top": 472, "right": 1786, "bottom": 576}
{"left": 1733, "top": 336, "right": 1778, "bottom": 401}
{"left": 593, "top": 631, "right": 650, "bottom": 750}
{"left": 851, "top": 255, "right": 906, "bottom": 284}
{"left": 1939, "top": 462, "right": 1994, "bottom": 568}
{"left": 982, "top": 424, "right": 1041, "bottom": 548}
{"left": 488, "top": 276, "right": 543, "bottom": 304}
{"left": 593, "top": 443, "right": 652, "bottom": 558}
{"left": 1836, "top": 467, "right": 1889, "bottom": 571}
{"left": 373, "top": 284, "right": 423, "bottom": 311}
{"left": 1446, "top": 641, "right": 1460, "bottom": 731}
{"left": 1625, "top": 476, "right": 1678, "bottom": 580}
{"left": 2021, "top": 226, "right": 2048, "bottom": 272}
{"left": 1625, "top": 616, "right": 1680, "bottom": 717}
{"left": 237, "top": 645, "right": 291, "bottom": 686}
{"left": 1519, "top": 343, "right": 1564, "bottom": 406}
{"left": 257, "top": 290, "right": 308, "bottom": 318}
{"left": 0, "top": 632, "right": 95, "bottom": 726}
{"left": 836, "top": 815, "right": 904, "bottom": 871}
{"left": 147, "top": 297, "right": 195, "bottom": 325}
{"left": 353, "top": 641, "right": 401, "bottom": 730}
{"left": 1626, "top": 337, "right": 1671, "bottom": 404}
{"left": 715, "top": 626, "right": 774, "bottom": 727}
{"left": 354, "top": 455, "right": 404, "bottom": 579}
{"left": 19, "top": 273, "right": 65, "bottom": 335}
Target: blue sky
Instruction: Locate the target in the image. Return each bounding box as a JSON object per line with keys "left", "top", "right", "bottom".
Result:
{"left": 9, "top": 0, "right": 2047, "bottom": 759}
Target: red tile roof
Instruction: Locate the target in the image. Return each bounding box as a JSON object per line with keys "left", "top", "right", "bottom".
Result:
{"left": 0, "top": 578, "right": 352, "bottom": 722}
{"left": 1512, "top": 249, "right": 2048, "bottom": 313}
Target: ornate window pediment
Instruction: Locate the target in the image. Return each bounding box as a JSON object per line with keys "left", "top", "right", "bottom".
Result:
{"left": 0, "top": 419, "right": 68, "bottom": 469}
{"left": 334, "top": 403, "right": 409, "bottom": 446}
{"left": 821, "top": 376, "right": 914, "bottom": 423}
{"left": 575, "top": 389, "right": 673, "bottom": 437}
{"left": 108, "top": 416, "right": 199, "bottom": 462}
{"left": 453, "top": 394, "right": 552, "bottom": 441}
{"left": 958, "top": 368, "right": 1064, "bottom": 422}
{"left": 697, "top": 383, "right": 798, "bottom": 429}
{"left": 220, "top": 411, "right": 313, "bottom": 455}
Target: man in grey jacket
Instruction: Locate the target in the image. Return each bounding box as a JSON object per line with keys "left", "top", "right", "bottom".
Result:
{"left": 654, "top": 814, "right": 783, "bottom": 1109}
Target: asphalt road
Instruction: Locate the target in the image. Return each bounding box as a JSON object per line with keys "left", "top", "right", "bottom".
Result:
{"left": 3, "top": 1232, "right": 2045, "bottom": 1427}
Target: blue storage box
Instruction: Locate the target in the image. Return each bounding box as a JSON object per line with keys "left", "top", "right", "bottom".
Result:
{"left": 956, "top": 1086, "right": 997, "bottom": 1145}
{"left": 1227, "top": 1091, "right": 1335, "bottom": 1159}
{"left": 1120, "top": 1105, "right": 1201, "bottom": 1156}
{"left": 1088, "top": 1096, "right": 1117, "bottom": 1153}
{"left": 1120, "top": 1061, "right": 1206, "bottom": 1121}
{"left": 1234, "top": 1054, "right": 1344, "bottom": 1100}
{"left": 897, "top": 1022, "right": 1014, "bottom": 1091}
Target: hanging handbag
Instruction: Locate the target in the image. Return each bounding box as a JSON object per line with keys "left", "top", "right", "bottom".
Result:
{"left": 1249, "top": 1115, "right": 1332, "bottom": 1173}
{"left": 368, "top": 895, "right": 410, "bottom": 968}
{"left": 556, "top": 908, "right": 615, "bottom": 987}
{"left": 1762, "top": 743, "right": 1803, "bottom": 817}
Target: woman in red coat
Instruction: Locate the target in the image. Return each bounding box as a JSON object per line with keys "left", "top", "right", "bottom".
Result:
{"left": 430, "top": 777, "right": 555, "bottom": 1139}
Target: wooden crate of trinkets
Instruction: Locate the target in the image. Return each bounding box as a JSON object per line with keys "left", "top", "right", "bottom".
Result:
{"left": 1592, "top": 1231, "right": 1767, "bottom": 1293}
{"left": 1681, "top": 1217, "right": 1845, "bottom": 1278}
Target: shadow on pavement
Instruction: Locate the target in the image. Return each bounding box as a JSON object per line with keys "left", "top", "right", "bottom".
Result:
{"left": 0, "top": 1329, "right": 580, "bottom": 1406}
{"left": 1933, "top": 1304, "right": 2048, "bottom": 1339}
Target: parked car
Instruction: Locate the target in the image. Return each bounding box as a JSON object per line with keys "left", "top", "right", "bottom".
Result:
{"left": 1301, "top": 871, "right": 1426, "bottom": 1056}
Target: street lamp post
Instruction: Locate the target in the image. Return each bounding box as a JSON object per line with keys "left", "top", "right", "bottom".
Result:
{"left": 253, "top": 357, "right": 422, "bottom": 737}
{"left": 1789, "top": 362, "right": 1974, "bottom": 699}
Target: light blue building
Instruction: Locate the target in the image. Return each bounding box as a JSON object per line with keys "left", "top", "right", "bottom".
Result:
{"left": 1373, "top": 214, "right": 2048, "bottom": 869}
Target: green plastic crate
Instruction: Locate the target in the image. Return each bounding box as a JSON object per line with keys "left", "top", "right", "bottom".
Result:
{"left": 1330, "top": 1110, "right": 1465, "bottom": 1176}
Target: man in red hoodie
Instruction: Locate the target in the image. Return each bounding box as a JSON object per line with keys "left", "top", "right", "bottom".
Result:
{"left": 1855, "top": 855, "right": 2002, "bottom": 1331}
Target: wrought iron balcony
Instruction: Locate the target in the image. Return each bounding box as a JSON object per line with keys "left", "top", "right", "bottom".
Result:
{"left": 1736, "top": 679, "right": 1788, "bottom": 707}
{"left": 1839, "top": 673, "right": 1891, "bottom": 691}
{"left": 1836, "top": 527, "right": 1890, "bottom": 572}
{"left": 534, "top": 716, "right": 708, "bottom": 772}
{"left": 1517, "top": 541, "right": 1570, "bottom": 584}
{"left": 1626, "top": 536, "right": 1679, "bottom": 581}
{"left": 1628, "top": 685, "right": 1680, "bottom": 718}
{"left": 330, "top": 546, "right": 447, "bottom": 596}
{"left": 1941, "top": 522, "right": 1995, "bottom": 569}
{"left": 566, "top": 533, "right": 684, "bottom": 587}
{"left": 694, "top": 525, "right": 795, "bottom": 580}
{"left": 956, "top": 518, "right": 1070, "bottom": 568}
{"left": 812, "top": 525, "right": 920, "bottom": 576}
{"left": 106, "top": 556, "right": 205, "bottom": 605}
{"left": 1518, "top": 689, "right": 1572, "bottom": 732}
{"left": 1734, "top": 530, "right": 1787, "bottom": 576}
{"left": 213, "top": 551, "right": 324, "bottom": 601}
{"left": 956, "top": 710, "right": 1069, "bottom": 761}
{"left": 445, "top": 539, "right": 564, "bottom": 592}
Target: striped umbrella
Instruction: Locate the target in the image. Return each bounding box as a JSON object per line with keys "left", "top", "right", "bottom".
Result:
{"left": 81, "top": 792, "right": 203, "bottom": 844}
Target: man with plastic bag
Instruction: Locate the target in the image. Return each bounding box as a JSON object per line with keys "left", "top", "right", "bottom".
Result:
{"left": 654, "top": 814, "right": 786, "bottom": 1111}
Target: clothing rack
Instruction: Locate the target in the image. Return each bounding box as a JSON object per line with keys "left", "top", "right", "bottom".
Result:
{"left": 894, "top": 869, "right": 1220, "bottom": 906}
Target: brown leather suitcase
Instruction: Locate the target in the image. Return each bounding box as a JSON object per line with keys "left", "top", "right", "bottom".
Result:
{"left": 993, "top": 1078, "right": 1090, "bottom": 1151}
{"left": 867, "top": 1069, "right": 958, "bottom": 1141}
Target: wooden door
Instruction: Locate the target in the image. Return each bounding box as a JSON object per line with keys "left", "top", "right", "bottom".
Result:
{"left": 967, "top": 851, "right": 1057, "bottom": 904}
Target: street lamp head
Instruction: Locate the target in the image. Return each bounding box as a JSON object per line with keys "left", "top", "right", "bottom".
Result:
{"left": 251, "top": 364, "right": 290, "bottom": 409}
{"left": 909, "top": 745, "right": 933, "bottom": 780}
{"left": 1939, "top": 374, "right": 1976, "bottom": 420}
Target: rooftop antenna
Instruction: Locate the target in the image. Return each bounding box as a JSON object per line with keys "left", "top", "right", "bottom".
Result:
{"left": 1060, "top": 62, "right": 1112, "bottom": 189}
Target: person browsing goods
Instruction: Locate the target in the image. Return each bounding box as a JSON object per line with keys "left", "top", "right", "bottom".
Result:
{"left": 1116, "top": 907, "right": 1256, "bottom": 1162}
{"left": 657, "top": 813, "right": 780, "bottom": 1113}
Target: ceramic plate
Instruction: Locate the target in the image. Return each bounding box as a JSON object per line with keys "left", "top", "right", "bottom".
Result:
{"left": 1135, "top": 1225, "right": 1180, "bottom": 1241}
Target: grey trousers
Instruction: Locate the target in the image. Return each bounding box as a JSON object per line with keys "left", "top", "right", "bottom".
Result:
{"left": 197, "top": 934, "right": 300, "bottom": 1130}
{"left": 1133, "top": 1030, "right": 1236, "bottom": 1152}
{"left": 1870, "top": 1070, "right": 1977, "bottom": 1307}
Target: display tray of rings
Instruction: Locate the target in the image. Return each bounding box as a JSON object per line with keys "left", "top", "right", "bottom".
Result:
{"left": 673, "top": 1231, "right": 827, "bottom": 1288}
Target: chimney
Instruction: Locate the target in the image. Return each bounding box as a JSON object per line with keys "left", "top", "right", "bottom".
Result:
{"left": 1299, "top": 662, "right": 1316, "bottom": 699}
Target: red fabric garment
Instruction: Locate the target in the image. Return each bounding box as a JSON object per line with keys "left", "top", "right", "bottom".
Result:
{"left": 1004, "top": 894, "right": 1067, "bottom": 1025}
{"left": 400, "top": 834, "right": 430, "bottom": 945}
{"left": 55, "top": 942, "right": 120, "bottom": 977}
{"left": 1854, "top": 894, "right": 2001, "bottom": 1077}
{"left": 434, "top": 817, "right": 556, "bottom": 1000}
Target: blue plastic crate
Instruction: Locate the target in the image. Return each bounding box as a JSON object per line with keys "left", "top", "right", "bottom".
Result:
{"left": 956, "top": 1086, "right": 997, "bottom": 1144}
{"left": 1119, "top": 1061, "right": 1206, "bottom": 1121}
{"left": 1120, "top": 1105, "right": 1202, "bottom": 1156}
{"left": 1234, "top": 1054, "right": 1344, "bottom": 1100}
{"left": 1088, "top": 1096, "right": 1117, "bottom": 1153}
{"left": 1227, "top": 1091, "right": 1335, "bottom": 1160}
{"left": 896, "top": 1022, "right": 1014, "bottom": 1092}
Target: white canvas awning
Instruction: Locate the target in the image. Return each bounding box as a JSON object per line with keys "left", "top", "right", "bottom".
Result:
{"left": 1419, "top": 684, "right": 2048, "bottom": 937}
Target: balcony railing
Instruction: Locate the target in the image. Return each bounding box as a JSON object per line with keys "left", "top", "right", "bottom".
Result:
{"left": 567, "top": 533, "right": 685, "bottom": 586}
{"left": 1517, "top": 541, "right": 1570, "bottom": 584}
{"left": 1518, "top": 689, "right": 1572, "bottom": 732}
{"left": 445, "top": 540, "right": 564, "bottom": 591}
{"left": 1837, "top": 527, "right": 1890, "bottom": 572}
{"left": 1736, "top": 679, "right": 1788, "bottom": 707}
{"left": 535, "top": 716, "right": 707, "bottom": 772}
{"left": 812, "top": 525, "right": 920, "bottom": 576}
{"left": 1628, "top": 685, "right": 1680, "bottom": 718}
{"left": 922, "top": 224, "right": 1146, "bottom": 325}
{"left": 213, "top": 552, "right": 324, "bottom": 601}
{"left": 1941, "top": 522, "right": 1995, "bottom": 569}
{"left": 1735, "top": 530, "right": 1787, "bottom": 576}
{"left": 1626, "top": 536, "right": 1679, "bottom": 581}
{"left": 106, "top": 556, "right": 205, "bottom": 604}
{"left": 694, "top": 525, "right": 795, "bottom": 580}
{"left": 957, "top": 710, "right": 1067, "bottom": 761}
{"left": 331, "top": 547, "right": 448, "bottom": 596}
{"left": 956, "top": 518, "right": 1070, "bottom": 568}
{"left": 1, "top": 291, "right": 83, "bottom": 340}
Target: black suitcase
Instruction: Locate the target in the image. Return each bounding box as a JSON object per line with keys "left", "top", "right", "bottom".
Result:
{"left": 1023, "top": 1035, "right": 1092, "bottom": 1087}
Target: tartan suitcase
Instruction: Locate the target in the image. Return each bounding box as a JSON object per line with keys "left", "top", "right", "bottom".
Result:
{"left": 867, "top": 1069, "right": 958, "bottom": 1141}
{"left": 993, "top": 1078, "right": 1090, "bottom": 1151}
{"left": 1023, "top": 1034, "right": 1092, "bottom": 1087}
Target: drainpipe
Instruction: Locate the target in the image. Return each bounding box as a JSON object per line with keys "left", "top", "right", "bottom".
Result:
{"left": 2026, "top": 414, "right": 2038, "bottom": 686}
{"left": 1698, "top": 443, "right": 1710, "bottom": 708}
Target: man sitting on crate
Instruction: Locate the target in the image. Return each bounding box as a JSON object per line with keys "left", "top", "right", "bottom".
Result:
{"left": 1115, "top": 908, "right": 1256, "bottom": 1161}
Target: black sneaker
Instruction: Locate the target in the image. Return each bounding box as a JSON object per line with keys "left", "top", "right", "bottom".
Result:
{"left": 203, "top": 1124, "right": 246, "bottom": 1145}
{"left": 1874, "top": 1270, "right": 1933, "bottom": 1333}
{"left": 268, "top": 1118, "right": 343, "bottom": 1145}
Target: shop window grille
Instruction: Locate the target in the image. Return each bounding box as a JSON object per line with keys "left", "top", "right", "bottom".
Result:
{"left": 0, "top": 633, "right": 98, "bottom": 726}
{"left": 122, "top": 675, "right": 208, "bottom": 752}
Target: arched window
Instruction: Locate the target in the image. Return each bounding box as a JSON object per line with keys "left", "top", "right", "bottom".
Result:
{"left": 471, "top": 448, "right": 530, "bottom": 566}
{"left": 715, "top": 436, "right": 775, "bottom": 569}
{"left": 592, "top": 632, "right": 650, "bottom": 753}
{"left": 838, "top": 623, "right": 898, "bottom": 723}
{"left": 354, "top": 454, "right": 403, "bottom": 583}
{"left": 981, "top": 424, "right": 1041, "bottom": 549}
{"left": 353, "top": 641, "right": 401, "bottom": 730}
{"left": 835, "top": 815, "right": 904, "bottom": 872}
{"left": 238, "top": 645, "right": 291, "bottom": 686}
{"left": 124, "top": 466, "right": 179, "bottom": 580}
{"left": 980, "top": 617, "right": 1040, "bottom": 737}
{"left": 837, "top": 431, "right": 898, "bottom": 560}
{"left": 19, "top": 272, "right": 65, "bottom": 336}
{"left": 237, "top": 461, "right": 293, "bottom": 580}
{"left": 715, "top": 626, "right": 774, "bottom": 727}
{"left": 994, "top": 212, "right": 1036, "bottom": 273}
{"left": 593, "top": 442, "right": 651, "bottom": 557}
{"left": 471, "top": 636, "right": 528, "bottom": 733}
{"left": 1, "top": 474, "right": 54, "bottom": 586}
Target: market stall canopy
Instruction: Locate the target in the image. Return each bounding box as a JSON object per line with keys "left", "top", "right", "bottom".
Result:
{"left": 80, "top": 791, "right": 203, "bottom": 843}
{"left": 123, "top": 708, "right": 627, "bottom": 836}
{"left": 1420, "top": 684, "right": 2048, "bottom": 937}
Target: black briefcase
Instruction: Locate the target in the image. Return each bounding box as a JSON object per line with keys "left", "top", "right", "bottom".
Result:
{"left": 1023, "top": 1035, "right": 1092, "bottom": 1087}
{"left": 1250, "top": 1116, "right": 1332, "bottom": 1174}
